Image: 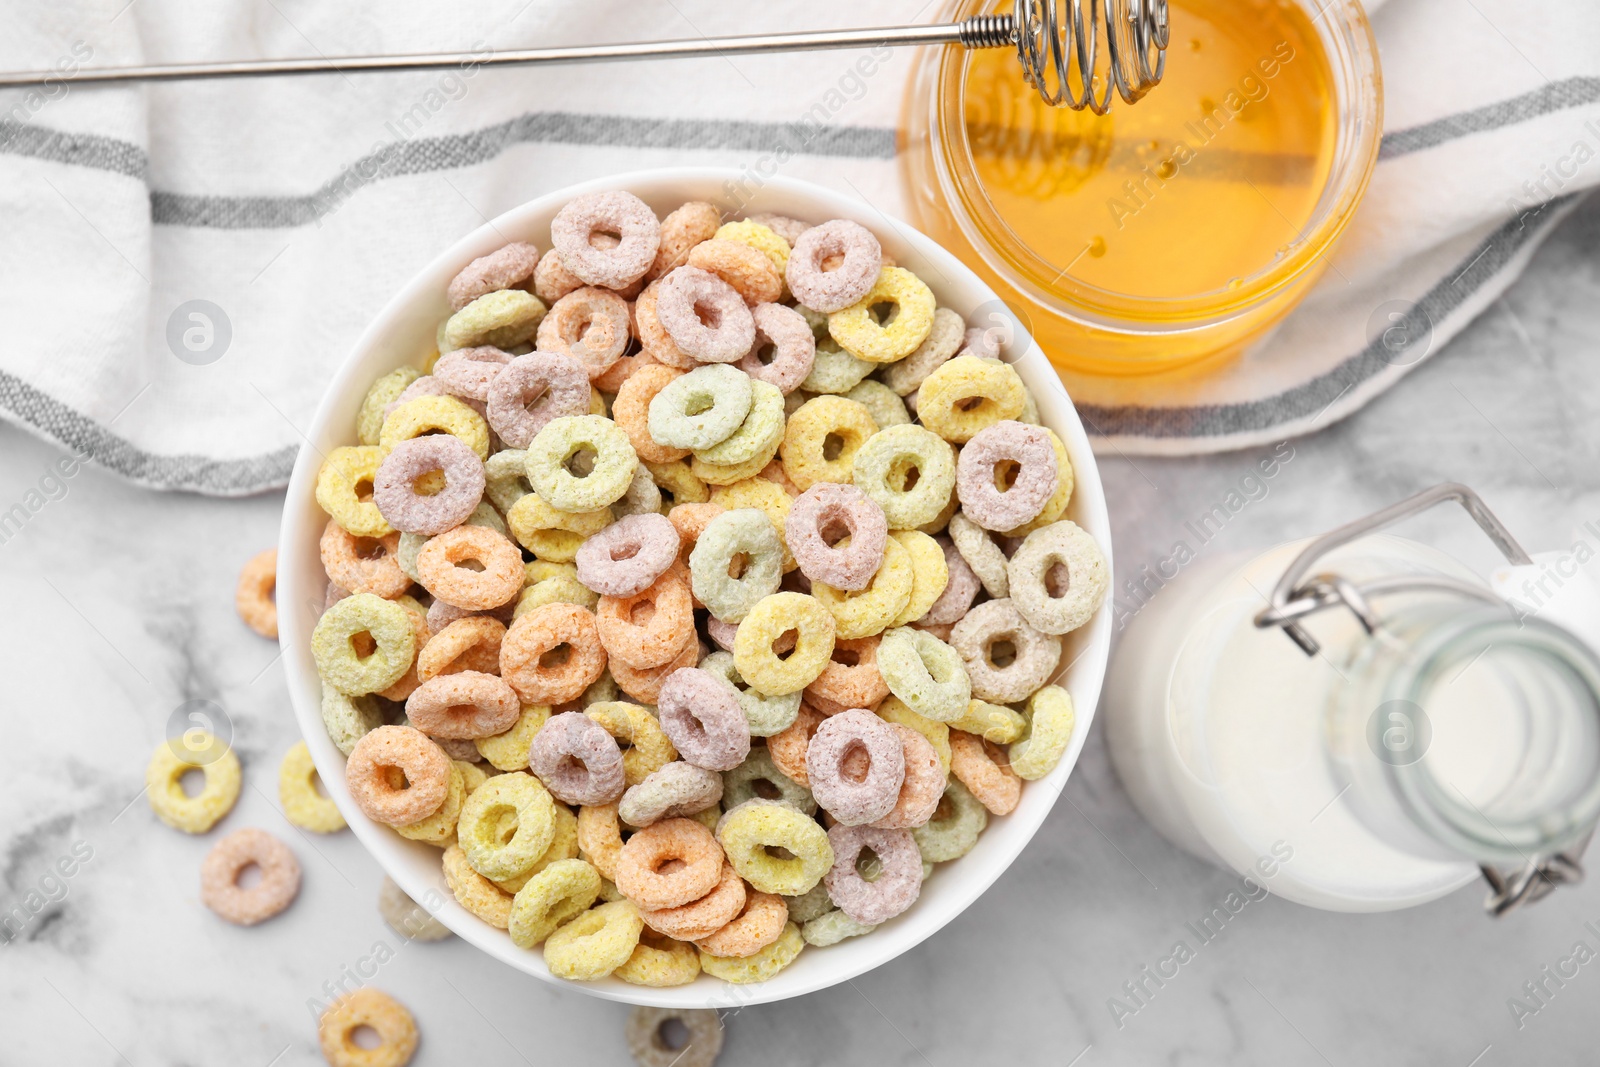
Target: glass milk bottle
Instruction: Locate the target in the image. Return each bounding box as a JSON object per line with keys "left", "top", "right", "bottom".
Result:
{"left": 1104, "top": 485, "right": 1600, "bottom": 914}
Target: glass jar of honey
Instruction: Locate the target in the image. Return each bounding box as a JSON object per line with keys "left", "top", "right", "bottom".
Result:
{"left": 900, "top": 0, "right": 1382, "bottom": 377}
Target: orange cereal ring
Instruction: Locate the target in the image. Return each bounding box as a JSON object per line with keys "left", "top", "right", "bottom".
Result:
{"left": 536, "top": 286, "right": 631, "bottom": 380}
{"left": 649, "top": 201, "right": 723, "bottom": 281}
{"left": 417, "top": 616, "right": 504, "bottom": 681}
{"left": 614, "top": 817, "right": 724, "bottom": 910}
{"left": 318, "top": 987, "right": 419, "bottom": 1067}
{"left": 345, "top": 725, "right": 453, "bottom": 827}
{"left": 595, "top": 565, "right": 695, "bottom": 670}
{"left": 319, "top": 520, "right": 411, "bottom": 599}
{"left": 199, "top": 828, "right": 301, "bottom": 926}
{"left": 501, "top": 602, "right": 609, "bottom": 705}
{"left": 874, "top": 723, "right": 949, "bottom": 828}
{"left": 804, "top": 636, "right": 889, "bottom": 713}
{"left": 687, "top": 238, "right": 782, "bottom": 306}
{"left": 577, "top": 802, "right": 625, "bottom": 879}
{"left": 767, "top": 704, "right": 825, "bottom": 787}
{"left": 693, "top": 889, "right": 788, "bottom": 958}
{"left": 235, "top": 548, "right": 278, "bottom": 638}
{"left": 405, "top": 672, "right": 521, "bottom": 739}
{"left": 638, "top": 862, "right": 746, "bottom": 941}
{"left": 593, "top": 349, "right": 659, "bottom": 396}
{"left": 667, "top": 502, "right": 725, "bottom": 569}
{"left": 613, "top": 362, "right": 689, "bottom": 463}
{"left": 535, "top": 246, "right": 584, "bottom": 305}
{"left": 635, "top": 278, "right": 697, "bottom": 369}
{"left": 415, "top": 525, "right": 523, "bottom": 610}
{"left": 376, "top": 597, "right": 431, "bottom": 702}
{"left": 443, "top": 843, "right": 515, "bottom": 928}
{"left": 949, "top": 730, "right": 1021, "bottom": 816}
{"left": 610, "top": 634, "right": 701, "bottom": 705}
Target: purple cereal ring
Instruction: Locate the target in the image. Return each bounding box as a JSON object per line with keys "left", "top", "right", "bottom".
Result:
{"left": 655, "top": 266, "right": 756, "bottom": 364}
{"left": 575, "top": 513, "right": 681, "bottom": 598}
{"left": 786, "top": 483, "right": 888, "bottom": 591}
{"left": 960, "top": 325, "right": 1002, "bottom": 360}
{"left": 526, "top": 711, "right": 627, "bottom": 805}
{"left": 823, "top": 823, "right": 922, "bottom": 924}
{"left": 706, "top": 616, "right": 739, "bottom": 653}
{"left": 657, "top": 667, "right": 752, "bottom": 772}
{"left": 385, "top": 375, "right": 486, "bottom": 419}
{"left": 426, "top": 596, "right": 515, "bottom": 634}
{"left": 956, "top": 421, "right": 1058, "bottom": 531}
{"left": 448, "top": 241, "right": 541, "bottom": 310}
{"left": 786, "top": 220, "right": 882, "bottom": 314}
{"left": 919, "top": 536, "right": 981, "bottom": 626}
{"left": 486, "top": 351, "right": 591, "bottom": 449}
{"left": 432, "top": 345, "right": 512, "bottom": 402}
{"left": 805, "top": 709, "right": 905, "bottom": 825}
{"left": 372, "top": 436, "right": 486, "bottom": 536}
{"left": 535, "top": 286, "right": 631, "bottom": 379}
{"left": 549, "top": 190, "right": 660, "bottom": 290}
{"left": 738, "top": 302, "right": 816, "bottom": 395}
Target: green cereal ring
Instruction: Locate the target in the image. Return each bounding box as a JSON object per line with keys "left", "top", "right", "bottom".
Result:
{"left": 524, "top": 415, "right": 638, "bottom": 512}
{"left": 828, "top": 267, "right": 936, "bottom": 363}
{"left": 357, "top": 366, "right": 423, "bottom": 446}
{"left": 311, "top": 593, "right": 417, "bottom": 696}
{"left": 734, "top": 592, "right": 836, "bottom": 696}
{"left": 779, "top": 395, "right": 877, "bottom": 492}
{"left": 845, "top": 380, "right": 911, "bottom": 428}
{"left": 877, "top": 626, "right": 971, "bottom": 722}
{"left": 395, "top": 761, "right": 465, "bottom": 844}
{"left": 315, "top": 445, "right": 393, "bottom": 538}
{"left": 379, "top": 394, "right": 491, "bottom": 460}
{"left": 951, "top": 698, "right": 1027, "bottom": 745}
{"left": 782, "top": 881, "right": 834, "bottom": 924}
{"left": 475, "top": 704, "right": 552, "bottom": 771}
{"left": 853, "top": 425, "right": 957, "bottom": 530}
{"left": 509, "top": 858, "right": 602, "bottom": 948}
{"left": 458, "top": 771, "right": 559, "bottom": 881}
{"left": 648, "top": 364, "right": 754, "bottom": 451}
{"left": 916, "top": 356, "right": 1025, "bottom": 444}
{"left": 699, "top": 921, "right": 804, "bottom": 983}
{"left": 321, "top": 687, "right": 383, "bottom": 755}
{"left": 690, "top": 509, "right": 783, "bottom": 623}
{"left": 544, "top": 899, "right": 644, "bottom": 981}
{"left": 716, "top": 798, "right": 833, "bottom": 895}
{"left": 802, "top": 908, "right": 876, "bottom": 947}
{"left": 495, "top": 802, "right": 581, "bottom": 893}
{"left": 1009, "top": 684, "right": 1076, "bottom": 780}
{"left": 146, "top": 736, "right": 241, "bottom": 834}
{"left": 912, "top": 780, "right": 987, "bottom": 862}
{"left": 699, "top": 650, "right": 801, "bottom": 737}
{"left": 445, "top": 289, "right": 548, "bottom": 350}
{"left": 801, "top": 338, "right": 873, "bottom": 394}
{"left": 720, "top": 747, "right": 816, "bottom": 815}
{"left": 695, "top": 379, "right": 785, "bottom": 467}
{"left": 485, "top": 449, "right": 535, "bottom": 512}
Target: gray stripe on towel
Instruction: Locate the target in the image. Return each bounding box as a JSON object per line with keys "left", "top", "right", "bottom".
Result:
{"left": 1380, "top": 76, "right": 1600, "bottom": 159}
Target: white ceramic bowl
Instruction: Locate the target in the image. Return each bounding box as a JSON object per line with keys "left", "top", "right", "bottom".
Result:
{"left": 279, "top": 168, "right": 1113, "bottom": 1007}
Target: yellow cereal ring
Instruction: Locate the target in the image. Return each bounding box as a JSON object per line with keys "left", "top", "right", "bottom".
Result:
{"left": 1009, "top": 685, "right": 1076, "bottom": 780}
{"left": 445, "top": 288, "right": 548, "bottom": 350}
{"left": 357, "top": 366, "right": 422, "bottom": 446}
{"left": 278, "top": 740, "right": 345, "bottom": 833}
{"left": 509, "top": 858, "right": 603, "bottom": 948}
{"left": 889, "top": 530, "right": 949, "bottom": 627}
{"left": 586, "top": 701, "right": 678, "bottom": 785}
{"left": 916, "top": 356, "right": 1025, "bottom": 444}
{"left": 779, "top": 396, "right": 877, "bottom": 492}
{"left": 950, "top": 698, "right": 1028, "bottom": 745}
{"left": 699, "top": 921, "right": 804, "bottom": 984}
{"left": 711, "top": 476, "right": 795, "bottom": 572}
{"left": 312, "top": 594, "right": 418, "bottom": 696}
{"left": 717, "top": 799, "right": 834, "bottom": 895}
{"left": 734, "top": 593, "right": 836, "bottom": 696}
{"left": 543, "top": 899, "right": 644, "bottom": 981}
{"left": 577, "top": 802, "right": 624, "bottom": 880}
{"left": 695, "top": 379, "right": 786, "bottom": 468}
{"left": 614, "top": 930, "right": 702, "bottom": 986}
{"left": 828, "top": 267, "right": 935, "bottom": 363}
{"left": 645, "top": 460, "right": 710, "bottom": 506}
{"left": 716, "top": 220, "right": 791, "bottom": 278}
{"left": 145, "top": 736, "right": 240, "bottom": 834}
{"left": 494, "top": 803, "right": 580, "bottom": 893}
{"left": 691, "top": 439, "right": 783, "bottom": 487}
{"left": 1001, "top": 428, "right": 1074, "bottom": 537}
{"left": 443, "top": 843, "right": 514, "bottom": 928}
{"left": 475, "top": 703, "right": 553, "bottom": 771}
{"left": 589, "top": 386, "right": 609, "bottom": 417}
{"left": 811, "top": 535, "right": 913, "bottom": 640}
{"left": 879, "top": 696, "right": 952, "bottom": 773}
{"left": 458, "top": 771, "right": 558, "bottom": 881}
{"left": 526, "top": 560, "right": 577, "bottom": 584}
{"left": 457, "top": 759, "right": 491, "bottom": 795}
{"left": 317, "top": 987, "right": 418, "bottom": 1067}
{"left": 516, "top": 574, "right": 599, "bottom": 614}
{"left": 378, "top": 394, "right": 491, "bottom": 460}
{"left": 315, "top": 445, "right": 392, "bottom": 538}
{"left": 508, "top": 493, "right": 613, "bottom": 562}
{"left": 395, "top": 762, "right": 465, "bottom": 845}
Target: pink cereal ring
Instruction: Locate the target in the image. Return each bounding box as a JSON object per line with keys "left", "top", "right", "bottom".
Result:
{"left": 404, "top": 671, "right": 521, "bottom": 739}
{"left": 655, "top": 266, "right": 756, "bottom": 364}
{"left": 448, "top": 241, "right": 541, "bottom": 310}
{"left": 486, "top": 351, "right": 591, "bottom": 449}
{"left": 385, "top": 375, "right": 487, "bottom": 420}
{"left": 657, "top": 667, "right": 752, "bottom": 772}
{"left": 200, "top": 828, "right": 301, "bottom": 926}
{"left": 872, "top": 724, "right": 947, "bottom": 828}
{"left": 823, "top": 823, "right": 922, "bottom": 924}
{"left": 345, "top": 725, "right": 453, "bottom": 826}
{"left": 706, "top": 616, "right": 739, "bottom": 653}
{"left": 432, "top": 345, "right": 512, "bottom": 401}
{"left": 550, "top": 190, "right": 660, "bottom": 290}
{"left": 372, "top": 435, "right": 486, "bottom": 536}
{"left": 738, "top": 302, "right": 817, "bottom": 395}
{"left": 536, "top": 286, "right": 631, "bottom": 379}
{"left": 918, "top": 536, "right": 981, "bottom": 626}
{"left": 956, "top": 420, "right": 1059, "bottom": 531}
{"left": 575, "top": 512, "right": 682, "bottom": 598}
{"left": 805, "top": 708, "right": 906, "bottom": 825}
{"left": 786, "top": 220, "right": 883, "bottom": 313}
{"left": 786, "top": 483, "right": 888, "bottom": 591}
{"left": 527, "top": 710, "right": 627, "bottom": 805}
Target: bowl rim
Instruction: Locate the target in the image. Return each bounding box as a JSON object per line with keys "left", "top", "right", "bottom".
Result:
{"left": 278, "top": 166, "right": 1114, "bottom": 1008}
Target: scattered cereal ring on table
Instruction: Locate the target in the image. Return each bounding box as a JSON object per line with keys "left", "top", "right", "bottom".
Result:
{"left": 1007, "top": 520, "right": 1109, "bottom": 636}
{"left": 200, "top": 827, "right": 301, "bottom": 926}
{"left": 145, "top": 735, "right": 240, "bottom": 834}
{"left": 345, "top": 726, "right": 453, "bottom": 827}
{"left": 318, "top": 987, "right": 419, "bottom": 1067}
{"left": 235, "top": 548, "right": 278, "bottom": 638}
{"left": 698, "top": 920, "right": 804, "bottom": 984}
{"left": 279, "top": 740, "right": 345, "bottom": 833}
{"left": 717, "top": 799, "right": 833, "bottom": 896}
{"left": 448, "top": 240, "right": 541, "bottom": 310}
{"left": 378, "top": 875, "right": 452, "bottom": 942}
{"left": 779, "top": 395, "right": 877, "bottom": 492}
{"left": 544, "top": 898, "right": 645, "bottom": 981}
{"left": 786, "top": 219, "right": 882, "bottom": 313}
{"left": 627, "top": 1008, "right": 724, "bottom": 1067}
{"left": 828, "top": 266, "right": 935, "bottom": 363}
{"left": 915, "top": 355, "right": 1026, "bottom": 443}
{"left": 550, "top": 190, "right": 660, "bottom": 290}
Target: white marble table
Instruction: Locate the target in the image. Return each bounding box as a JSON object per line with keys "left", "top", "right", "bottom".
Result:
{"left": 3, "top": 194, "right": 1597, "bottom": 1067}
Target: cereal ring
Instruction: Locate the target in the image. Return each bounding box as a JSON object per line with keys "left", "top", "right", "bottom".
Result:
{"left": 235, "top": 548, "right": 278, "bottom": 638}
{"left": 416, "top": 525, "right": 523, "bottom": 610}
{"left": 544, "top": 898, "right": 644, "bottom": 981}
{"left": 445, "top": 289, "right": 547, "bottom": 350}
{"left": 417, "top": 616, "right": 503, "bottom": 681}
{"left": 648, "top": 364, "right": 753, "bottom": 451}
{"left": 716, "top": 219, "right": 790, "bottom": 279}
{"left": 949, "top": 597, "right": 1063, "bottom": 704}
{"left": 956, "top": 420, "right": 1058, "bottom": 533}
{"left": 801, "top": 338, "right": 874, "bottom": 394}
{"left": 888, "top": 530, "right": 949, "bottom": 629}
{"left": 609, "top": 463, "right": 662, "bottom": 520}
{"left": 626, "top": 1006, "right": 723, "bottom": 1064}
{"left": 916, "top": 355, "right": 1025, "bottom": 443}
{"left": 145, "top": 736, "right": 240, "bottom": 834}
{"left": 379, "top": 876, "right": 452, "bottom": 942}
{"left": 687, "top": 239, "right": 782, "bottom": 306}
{"left": 786, "top": 220, "right": 882, "bottom": 313}
{"left": 667, "top": 502, "right": 724, "bottom": 570}
{"left": 779, "top": 395, "right": 877, "bottom": 492}
{"left": 716, "top": 799, "right": 833, "bottom": 895}
{"left": 375, "top": 596, "right": 431, "bottom": 702}
{"left": 694, "top": 889, "right": 787, "bottom": 958}
{"left": 802, "top": 908, "right": 877, "bottom": 947}
{"left": 433, "top": 345, "right": 512, "bottom": 401}
{"left": 614, "top": 363, "right": 691, "bottom": 463}
{"left": 508, "top": 858, "right": 602, "bottom": 948}
{"left": 810, "top": 534, "right": 913, "bottom": 640}
{"left": 694, "top": 379, "right": 785, "bottom": 467}
{"left": 486, "top": 351, "right": 592, "bottom": 449}
{"left": 876, "top": 626, "right": 971, "bottom": 723}
{"left": 596, "top": 565, "right": 695, "bottom": 669}
{"left": 877, "top": 697, "right": 952, "bottom": 773}
{"left": 1009, "top": 685, "right": 1076, "bottom": 780}
{"left": 710, "top": 476, "right": 797, "bottom": 572}
{"left": 648, "top": 200, "right": 723, "bottom": 281}
{"left": 920, "top": 536, "right": 980, "bottom": 626}
{"left": 484, "top": 449, "right": 534, "bottom": 512}
{"left": 738, "top": 302, "right": 815, "bottom": 395}
{"left": 1001, "top": 428, "right": 1074, "bottom": 537}
{"left": 527, "top": 712, "right": 627, "bottom": 806}
{"left": 657, "top": 667, "right": 753, "bottom": 771}
{"left": 698, "top": 651, "right": 801, "bottom": 737}
{"left": 551, "top": 190, "right": 660, "bottom": 289}
{"left": 913, "top": 780, "right": 988, "bottom": 862}
{"left": 785, "top": 483, "right": 888, "bottom": 591}
{"left": 611, "top": 634, "right": 701, "bottom": 705}
{"left": 387, "top": 373, "right": 489, "bottom": 420}
{"left": 638, "top": 862, "right": 746, "bottom": 941}
{"left": 615, "top": 931, "right": 703, "bottom": 989}
{"left": 536, "top": 287, "right": 630, "bottom": 379}
{"left": 444, "top": 843, "right": 515, "bottom": 927}
{"left": 822, "top": 823, "right": 921, "bottom": 925}
{"left": 655, "top": 265, "right": 757, "bottom": 362}
{"left": 734, "top": 592, "right": 836, "bottom": 696}
{"left": 322, "top": 689, "right": 382, "bottom": 756}
{"left": 635, "top": 277, "right": 697, "bottom": 369}
{"left": 586, "top": 700, "right": 679, "bottom": 785}
{"left": 535, "top": 246, "right": 585, "bottom": 304}
{"left": 575, "top": 512, "right": 679, "bottom": 598}
{"left": 615, "top": 817, "right": 724, "bottom": 909}
{"left": 951, "top": 700, "right": 1027, "bottom": 748}
{"left": 391, "top": 760, "right": 465, "bottom": 845}
{"left": 508, "top": 493, "right": 613, "bottom": 562}
{"left": 312, "top": 594, "right": 418, "bottom": 696}
{"left": 398, "top": 504, "right": 507, "bottom": 587}
{"left": 746, "top": 212, "right": 809, "bottom": 246}
{"left": 319, "top": 521, "right": 410, "bottom": 599}
{"left": 828, "top": 267, "right": 935, "bottom": 363}
{"left": 316, "top": 446, "right": 392, "bottom": 538}
{"left": 721, "top": 746, "right": 815, "bottom": 814}
{"left": 853, "top": 425, "right": 957, "bottom": 530}
{"left": 576, "top": 802, "right": 625, "bottom": 880}
{"left": 620, "top": 761, "right": 724, "bottom": 826}
{"left": 950, "top": 730, "right": 1021, "bottom": 815}
{"left": 457, "top": 770, "right": 558, "bottom": 881}
{"left": 845, "top": 380, "right": 911, "bottom": 429}
{"left": 474, "top": 703, "right": 552, "bottom": 770}
{"left": 805, "top": 709, "right": 906, "bottom": 825}
{"left": 690, "top": 509, "right": 783, "bottom": 623}
{"left": 766, "top": 703, "right": 824, "bottom": 787}
{"left": 804, "top": 637, "right": 889, "bottom": 714}
{"left": 198, "top": 828, "right": 300, "bottom": 926}
{"left": 317, "top": 987, "right": 418, "bottom": 1067}
{"left": 698, "top": 921, "right": 803, "bottom": 984}
{"left": 358, "top": 366, "right": 423, "bottom": 446}
{"left": 524, "top": 414, "right": 638, "bottom": 512}
{"left": 1007, "top": 520, "right": 1109, "bottom": 635}
{"left": 449, "top": 241, "right": 541, "bottom": 310}
{"left": 782, "top": 881, "right": 834, "bottom": 924}
{"left": 379, "top": 394, "right": 491, "bottom": 460}
{"left": 493, "top": 799, "right": 580, "bottom": 893}
{"left": 593, "top": 348, "right": 658, "bottom": 394}
{"left": 882, "top": 306, "right": 965, "bottom": 395}
{"left": 949, "top": 511, "right": 1009, "bottom": 598}
{"left": 691, "top": 440, "right": 783, "bottom": 488}
{"left": 346, "top": 726, "right": 452, "bottom": 827}
{"left": 280, "top": 740, "right": 345, "bottom": 833}
{"left": 871, "top": 724, "right": 947, "bottom": 829}
{"left": 405, "top": 672, "right": 521, "bottom": 739}
{"left": 373, "top": 435, "right": 486, "bottom": 536}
